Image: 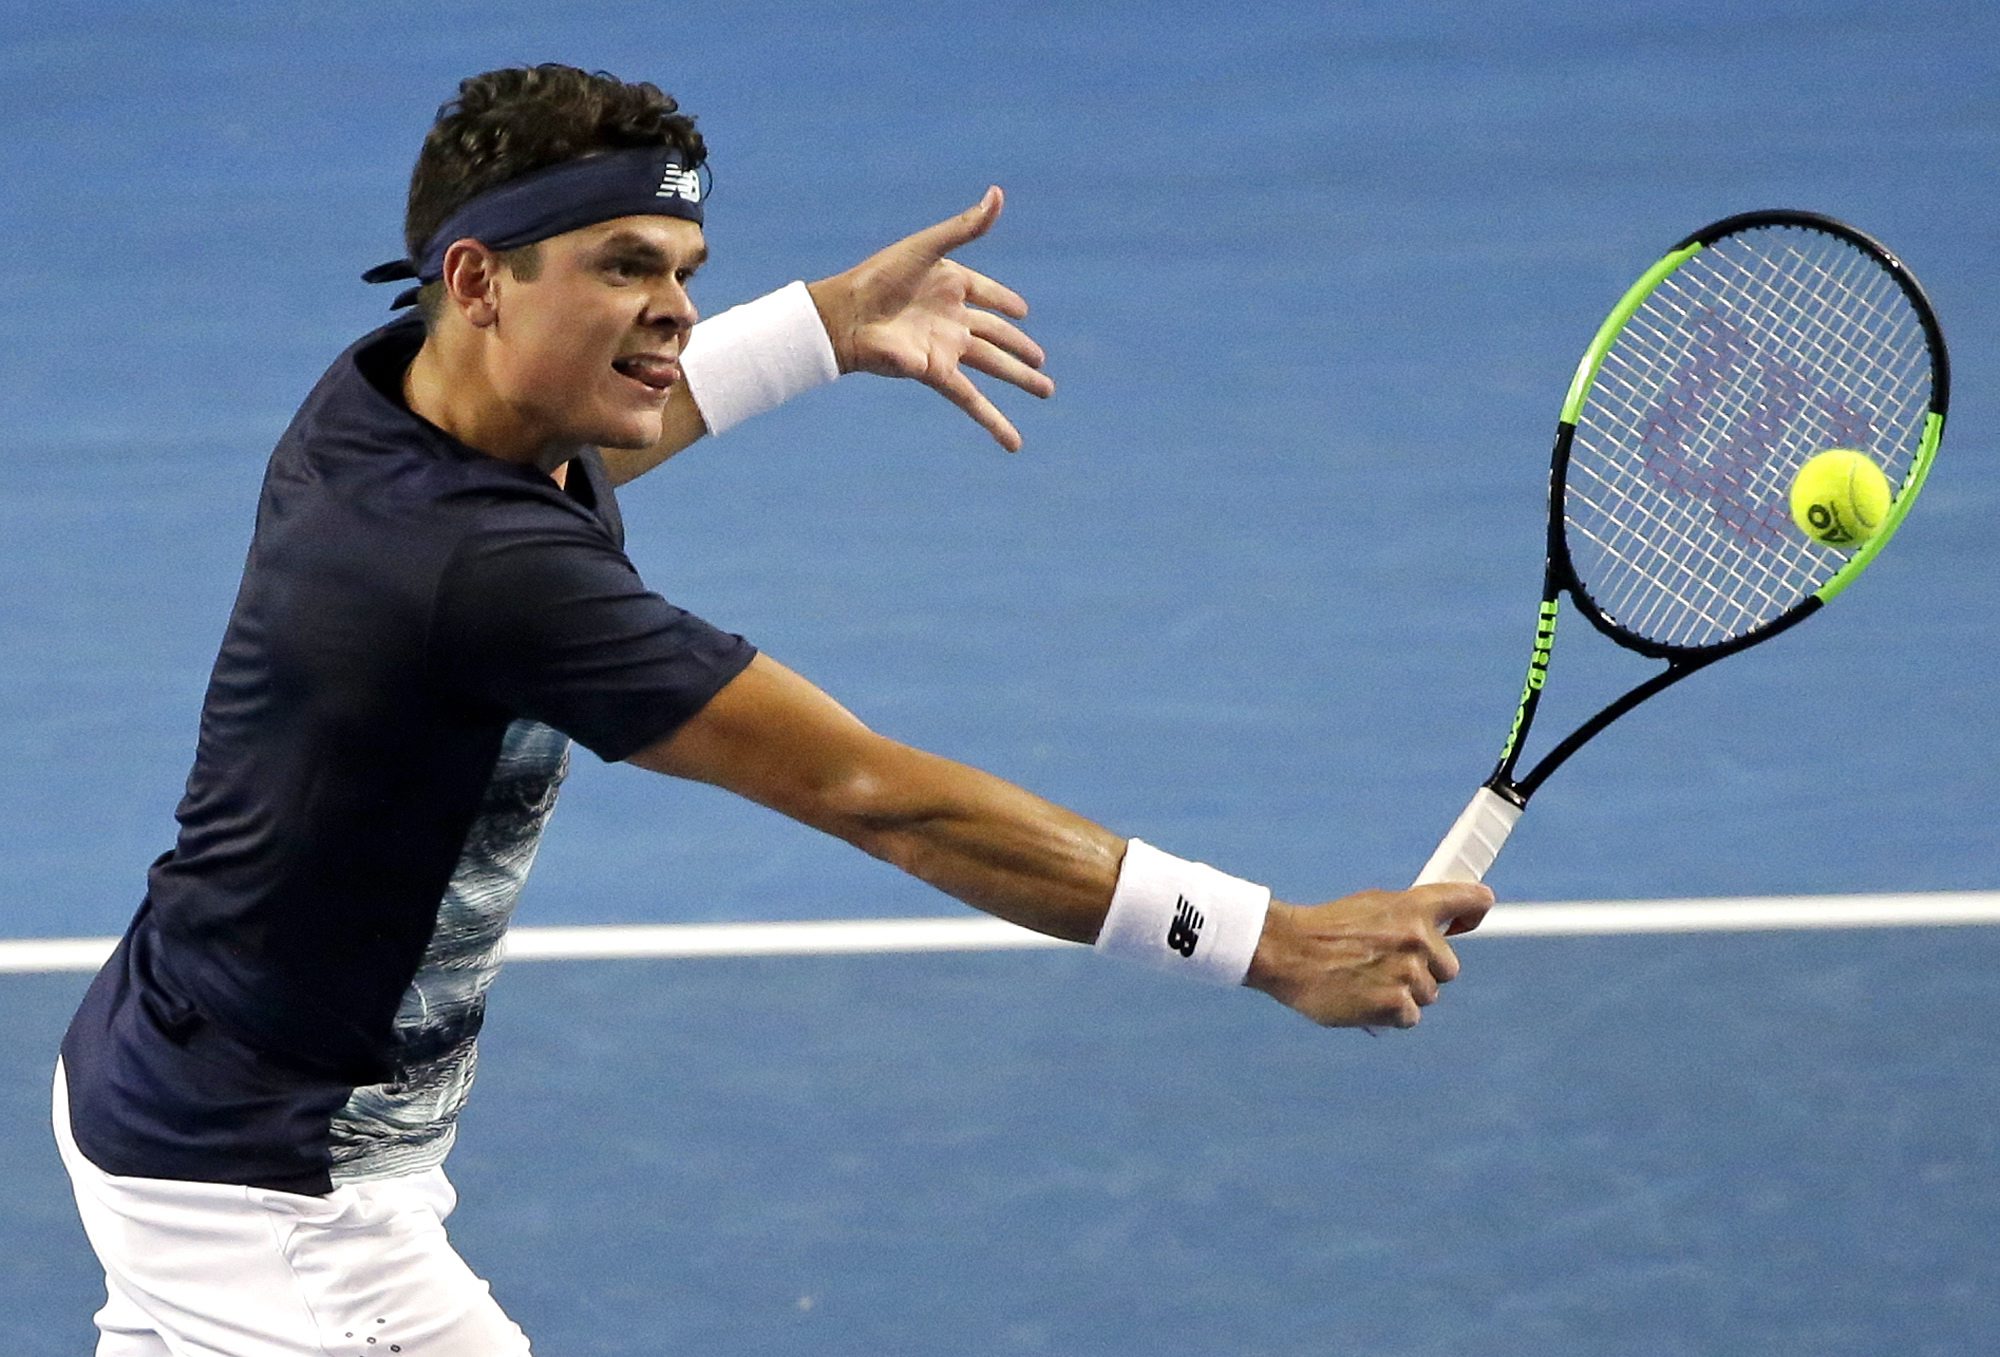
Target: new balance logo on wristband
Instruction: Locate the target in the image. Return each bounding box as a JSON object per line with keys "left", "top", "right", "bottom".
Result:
{"left": 1165, "top": 896, "right": 1204, "bottom": 958}
{"left": 1094, "top": 841, "right": 1266, "bottom": 985}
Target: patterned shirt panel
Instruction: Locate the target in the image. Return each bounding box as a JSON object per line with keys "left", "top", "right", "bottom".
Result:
{"left": 330, "top": 720, "right": 570, "bottom": 1183}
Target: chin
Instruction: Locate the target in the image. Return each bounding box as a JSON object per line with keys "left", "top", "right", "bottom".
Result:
{"left": 589, "top": 411, "right": 666, "bottom": 451}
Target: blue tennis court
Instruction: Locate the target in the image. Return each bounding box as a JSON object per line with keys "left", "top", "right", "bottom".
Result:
{"left": 4, "top": 4, "right": 1996, "bottom": 1353}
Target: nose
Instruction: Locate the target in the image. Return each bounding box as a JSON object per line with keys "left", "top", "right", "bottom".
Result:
{"left": 644, "top": 281, "right": 697, "bottom": 334}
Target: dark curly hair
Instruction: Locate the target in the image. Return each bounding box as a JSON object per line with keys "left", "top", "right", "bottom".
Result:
{"left": 402, "top": 64, "right": 705, "bottom": 316}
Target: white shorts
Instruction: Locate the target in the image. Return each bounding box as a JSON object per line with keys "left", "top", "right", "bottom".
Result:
{"left": 53, "top": 1061, "right": 532, "bottom": 1357}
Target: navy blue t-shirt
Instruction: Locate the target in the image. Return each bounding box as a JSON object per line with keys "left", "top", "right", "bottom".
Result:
{"left": 61, "top": 317, "right": 755, "bottom": 1193}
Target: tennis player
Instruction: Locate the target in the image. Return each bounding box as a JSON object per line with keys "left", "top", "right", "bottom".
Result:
{"left": 53, "top": 64, "right": 1492, "bottom": 1356}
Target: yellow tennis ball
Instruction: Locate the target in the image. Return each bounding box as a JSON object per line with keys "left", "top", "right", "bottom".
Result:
{"left": 1789, "top": 449, "right": 1892, "bottom": 549}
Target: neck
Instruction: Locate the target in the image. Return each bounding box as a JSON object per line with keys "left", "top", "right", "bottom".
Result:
{"left": 403, "top": 326, "right": 575, "bottom": 475}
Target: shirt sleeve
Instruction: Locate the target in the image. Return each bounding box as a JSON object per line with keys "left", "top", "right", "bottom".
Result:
{"left": 430, "top": 523, "right": 755, "bottom": 762}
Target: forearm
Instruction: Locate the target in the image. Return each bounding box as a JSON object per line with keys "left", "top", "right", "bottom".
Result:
{"left": 632, "top": 655, "right": 1119, "bottom": 940}
{"left": 827, "top": 741, "right": 1124, "bottom": 944}
{"left": 634, "top": 655, "right": 1491, "bottom": 1026}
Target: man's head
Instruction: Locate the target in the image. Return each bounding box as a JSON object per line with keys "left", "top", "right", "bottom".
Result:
{"left": 396, "top": 66, "right": 711, "bottom": 459}
{"left": 402, "top": 64, "right": 705, "bottom": 323}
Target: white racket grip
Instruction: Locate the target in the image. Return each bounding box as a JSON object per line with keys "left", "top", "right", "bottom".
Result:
{"left": 1413, "top": 788, "right": 1522, "bottom": 886}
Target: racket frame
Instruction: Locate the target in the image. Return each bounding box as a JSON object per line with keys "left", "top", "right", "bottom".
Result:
{"left": 1418, "top": 210, "right": 1949, "bottom": 885}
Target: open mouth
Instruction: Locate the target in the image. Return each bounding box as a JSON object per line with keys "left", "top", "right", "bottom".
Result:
{"left": 611, "top": 354, "right": 680, "bottom": 393}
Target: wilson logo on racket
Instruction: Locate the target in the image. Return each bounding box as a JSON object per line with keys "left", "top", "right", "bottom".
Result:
{"left": 1165, "top": 897, "right": 1203, "bottom": 958}
{"left": 1640, "top": 309, "right": 1877, "bottom": 547}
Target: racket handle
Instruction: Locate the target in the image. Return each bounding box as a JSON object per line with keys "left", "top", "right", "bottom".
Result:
{"left": 1413, "top": 788, "right": 1522, "bottom": 886}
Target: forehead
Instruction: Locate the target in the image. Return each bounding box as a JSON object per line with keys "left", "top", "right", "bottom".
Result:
{"left": 551, "top": 214, "right": 707, "bottom": 260}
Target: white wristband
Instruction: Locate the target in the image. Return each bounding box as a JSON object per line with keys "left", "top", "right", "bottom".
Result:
{"left": 679, "top": 280, "right": 840, "bottom": 436}
{"left": 1094, "top": 839, "right": 1271, "bottom": 986}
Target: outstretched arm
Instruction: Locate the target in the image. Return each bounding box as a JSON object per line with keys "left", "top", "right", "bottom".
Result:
{"left": 602, "top": 188, "right": 1053, "bottom": 486}
{"left": 628, "top": 654, "right": 1491, "bottom": 1029}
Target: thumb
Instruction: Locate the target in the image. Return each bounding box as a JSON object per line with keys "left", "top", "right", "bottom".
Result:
{"left": 901, "top": 186, "right": 1004, "bottom": 263}
{"left": 1415, "top": 881, "right": 1494, "bottom": 936}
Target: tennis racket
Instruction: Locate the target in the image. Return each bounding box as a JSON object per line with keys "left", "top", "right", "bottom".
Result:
{"left": 1416, "top": 209, "right": 1949, "bottom": 886}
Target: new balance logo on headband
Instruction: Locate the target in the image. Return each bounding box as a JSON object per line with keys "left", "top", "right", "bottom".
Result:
{"left": 1165, "top": 897, "right": 1203, "bottom": 958}
{"left": 657, "top": 165, "right": 702, "bottom": 203}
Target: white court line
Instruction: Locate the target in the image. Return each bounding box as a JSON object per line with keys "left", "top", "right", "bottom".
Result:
{"left": 1, "top": 892, "right": 1997, "bottom": 975}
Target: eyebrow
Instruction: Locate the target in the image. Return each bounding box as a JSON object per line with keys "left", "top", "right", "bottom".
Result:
{"left": 591, "top": 231, "right": 708, "bottom": 270}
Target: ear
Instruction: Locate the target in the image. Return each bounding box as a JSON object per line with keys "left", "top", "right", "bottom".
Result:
{"left": 438, "top": 239, "right": 503, "bottom": 329}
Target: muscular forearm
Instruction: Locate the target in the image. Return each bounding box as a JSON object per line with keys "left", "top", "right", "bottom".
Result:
{"left": 631, "top": 655, "right": 1121, "bottom": 940}
{"left": 633, "top": 654, "right": 1491, "bottom": 1028}
{"left": 828, "top": 741, "right": 1124, "bottom": 944}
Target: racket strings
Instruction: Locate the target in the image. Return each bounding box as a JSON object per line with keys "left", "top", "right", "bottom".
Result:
{"left": 1564, "top": 226, "right": 1933, "bottom": 649}
{"left": 1564, "top": 468, "right": 1797, "bottom": 632}
{"left": 1584, "top": 238, "right": 1928, "bottom": 641}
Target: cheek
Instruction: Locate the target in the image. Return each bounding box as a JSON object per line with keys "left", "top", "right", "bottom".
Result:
{"left": 507, "top": 313, "right": 620, "bottom": 399}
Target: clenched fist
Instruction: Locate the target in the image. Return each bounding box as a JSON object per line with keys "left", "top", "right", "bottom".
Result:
{"left": 1245, "top": 884, "right": 1493, "bottom": 1028}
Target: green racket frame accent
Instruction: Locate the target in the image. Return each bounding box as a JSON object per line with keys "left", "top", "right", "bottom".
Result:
{"left": 1558, "top": 243, "right": 1704, "bottom": 425}
{"left": 1816, "top": 410, "right": 1946, "bottom": 603}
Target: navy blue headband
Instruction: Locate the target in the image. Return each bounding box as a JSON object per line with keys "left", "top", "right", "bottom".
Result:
{"left": 362, "top": 145, "right": 707, "bottom": 308}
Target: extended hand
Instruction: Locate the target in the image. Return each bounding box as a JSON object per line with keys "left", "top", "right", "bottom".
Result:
{"left": 807, "top": 187, "right": 1055, "bottom": 451}
{"left": 1245, "top": 884, "right": 1494, "bottom": 1028}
